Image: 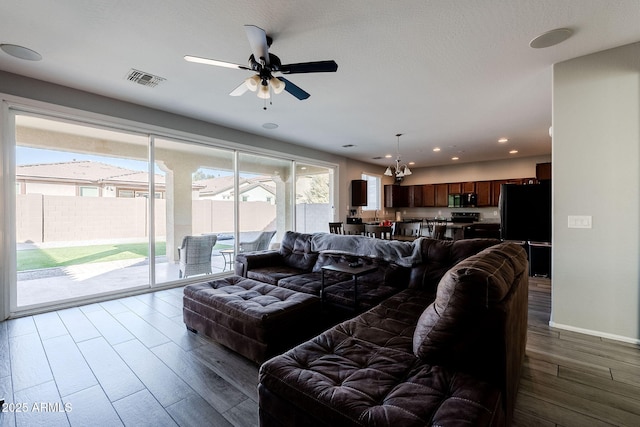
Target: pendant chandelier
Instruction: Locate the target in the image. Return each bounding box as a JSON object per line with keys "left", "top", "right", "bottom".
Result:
{"left": 384, "top": 133, "right": 412, "bottom": 178}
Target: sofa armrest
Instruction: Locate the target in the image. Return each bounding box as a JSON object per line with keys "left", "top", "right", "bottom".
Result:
{"left": 234, "top": 250, "right": 283, "bottom": 277}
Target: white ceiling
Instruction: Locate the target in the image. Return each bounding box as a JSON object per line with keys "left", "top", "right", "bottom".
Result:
{"left": 1, "top": 1, "right": 640, "bottom": 168}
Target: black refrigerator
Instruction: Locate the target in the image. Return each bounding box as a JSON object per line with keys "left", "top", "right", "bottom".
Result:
{"left": 500, "top": 182, "right": 551, "bottom": 242}
{"left": 500, "top": 182, "right": 551, "bottom": 276}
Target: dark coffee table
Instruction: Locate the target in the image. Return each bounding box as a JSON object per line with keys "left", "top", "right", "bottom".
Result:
{"left": 321, "top": 263, "right": 377, "bottom": 310}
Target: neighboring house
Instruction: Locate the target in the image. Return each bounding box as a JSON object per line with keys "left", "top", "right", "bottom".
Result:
{"left": 16, "top": 160, "right": 278, "bottom": 202}
{"left": 16, "top": 160, "right": 205, "bottom": 198}
{"left": 196, "top": 175, "right": 277, "bottom": 204}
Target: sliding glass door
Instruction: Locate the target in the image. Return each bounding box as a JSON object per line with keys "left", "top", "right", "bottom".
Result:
{"left": 237, "top": 153, "right": 292, "bottom": 251}
{"left": 15, "top": 114, "right": 151, "bottom": 309}
{"left": 6, "top": 108, "right": 338, "bottom": 315}
{"left": 153, "top": 137, "right": 235, "bottom": 282}
{"left": 295, "top": 163, "right": 334, "bottom": 233}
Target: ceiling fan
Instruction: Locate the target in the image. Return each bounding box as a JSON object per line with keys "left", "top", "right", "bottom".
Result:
{"left": 185, "top": 25, "right": 338, "bottom": 102}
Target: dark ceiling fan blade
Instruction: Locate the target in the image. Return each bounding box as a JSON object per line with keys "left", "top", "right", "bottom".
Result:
{"left": 184, "top": 55, "right": 250, "bottom": 70}
{"left": 279, "top": 77, "right": 310, "bottom": 100}
{"left": 278, "top": 60, "right": 338, "bottom": 74}
{"left": 244, "top": 25, "right": 270, "bottom": 65}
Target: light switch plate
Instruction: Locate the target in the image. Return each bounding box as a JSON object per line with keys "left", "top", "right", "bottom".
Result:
{"left": 568, "top": 215, "right": 592, "bottom": 229}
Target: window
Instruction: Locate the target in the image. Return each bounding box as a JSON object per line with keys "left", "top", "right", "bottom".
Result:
{"left": 295, "top": 163, "right": 334, "bottom": 233}
{"left": 6, "top": 107, "right": 337, "bottom": 316}
{"left": 361, "top": 173, "right": 381, "bottom": 211}
{"left": 79, "top": 186, "right": 99, "bottom": 197}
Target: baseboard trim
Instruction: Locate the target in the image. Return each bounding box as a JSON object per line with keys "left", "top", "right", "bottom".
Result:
{"left": 548, "top": 321, "right": 640, "bottom": 345}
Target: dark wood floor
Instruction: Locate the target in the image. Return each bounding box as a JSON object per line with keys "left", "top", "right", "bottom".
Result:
{"left": 0, "top": 278, "right": 638, "bottom": 426}
{"left": 515, "top": 278, "right": 640, "bottom": 426}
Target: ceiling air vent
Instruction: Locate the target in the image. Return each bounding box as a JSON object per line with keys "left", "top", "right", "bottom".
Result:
{"left": 125, "top": 68, "right": 165, "bottom": 87}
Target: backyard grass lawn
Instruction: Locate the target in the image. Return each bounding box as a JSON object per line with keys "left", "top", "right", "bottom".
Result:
{"left": 18, "top": 242, "right": 235, "bottom": 271}
{"left": 17, "top": 242, "right": 167, "bottom": 271}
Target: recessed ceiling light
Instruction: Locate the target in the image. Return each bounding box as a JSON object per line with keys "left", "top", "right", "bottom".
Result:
{"left": 408, "top": 162, "right": 415, "bottom": 165}
{"left": 300, "top": 166, "right": 307, "bottom": 170}
{"left": 498, "top": 138, "right": 508, "bottom": 143}
{"left": 529, "top": 28, "right": 573, "bottom": 49}
{"left": 451, "top": 157, "right": 459, "bottom": 161}
{"left": 433, "top": 147, "right": 441, "bottom": 152}
{"left": 0, "top": 44, "right": 42, "bottom": 61}
{"left": 262, "top": 122, "right": 278, "bottom": 129}
{"left": 385, "top": 154, "right": 392, "bottom": 158}
{"left": 509, "top": 150, "right": 519, "bottom": 154}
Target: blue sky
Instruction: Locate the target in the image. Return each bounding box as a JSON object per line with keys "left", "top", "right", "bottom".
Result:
{"left": 17, "top": 147, "right": 150, "bottom": 172}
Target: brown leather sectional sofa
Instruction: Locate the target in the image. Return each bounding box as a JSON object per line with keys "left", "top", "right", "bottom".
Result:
{"left": 235, "top": 231, "right": 501, "bottom": 313}
{"left": 232, "top": 231, "right": 529, "bottom": 426}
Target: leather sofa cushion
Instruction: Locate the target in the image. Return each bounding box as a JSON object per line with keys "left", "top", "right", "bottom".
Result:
{"left": 323, "top": 281, "right": 401, "bottom": 311}
{"left": 246, "top": 266, "right": 305, "bottom": 286}
{"left": 277, "top": 271, "right": 349, "bottom": 295}
{"left": 259, "top": 288, "right": 502, "bottom": 426}
{"left": 413, "top": 242, "right": 527, "bottom": 361}
{"left": 409, "top": 238, "right": 501, "bottom": 290}
{"left": 279, "top": 230, "right": 318, "bottom": 271}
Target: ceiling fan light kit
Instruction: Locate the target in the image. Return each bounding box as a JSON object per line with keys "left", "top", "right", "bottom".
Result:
{"left": 244, "top": 75, "right": 260, "bottom": 91}
{"left": 185, "top": 24, "right": 337, "bottom": 105}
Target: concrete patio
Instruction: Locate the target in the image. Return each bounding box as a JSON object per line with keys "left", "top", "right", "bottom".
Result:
{"left": 16, "top": 252, "right": 233, "bottom": 308}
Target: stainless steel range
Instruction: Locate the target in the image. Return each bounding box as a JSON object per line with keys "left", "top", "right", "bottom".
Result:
{"left": 450, "top": 212, "right": 480, "bottom": 223}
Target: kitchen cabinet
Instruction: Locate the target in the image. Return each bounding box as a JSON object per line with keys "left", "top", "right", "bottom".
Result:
{"left": 491, "top": 180, "right": 507, "bottom": 206}
{"left": 351, "top": 180, "right": 367, "bottom": 206}
{"left": 387, "top": 178, "right": 536, "bottom": 208}
{"left": 384, "top": 185, "right": 410, "bottom": 208}
{"left": 421, "top": 184, "right": 435, "bottom": 207}
{"left": 411, "top": 185, "right": 423, "bottom": 207}
{"left": 536, "top": 162, "right": 552, "bottom": 181}
{"left": 434, "top": 183, "right": 449, "bottom": 207}
{"left": 462, "top": 182, "right": 476, "bottom": 193}
{"left": 476, "top": 181, "right": 492, "bottom": 207}
{"left": 385, "top": 185, "right": 425, "bottom": 207}
{"left": 448, "top": 183, "right": 462, "bottom": 194}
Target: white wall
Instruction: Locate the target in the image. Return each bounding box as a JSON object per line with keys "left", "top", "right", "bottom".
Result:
{"left": 552, "top": 42, "right": 640, "bottom": 342}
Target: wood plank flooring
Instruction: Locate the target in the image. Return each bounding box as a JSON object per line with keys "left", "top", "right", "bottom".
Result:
{"left": 514, "top": 278, "right": 640, "bottom": 426}
{"left": 0, "top": 278, "right": 638, "bottom": 426}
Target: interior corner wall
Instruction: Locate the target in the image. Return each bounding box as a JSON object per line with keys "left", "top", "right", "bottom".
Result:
{"left": 552, "top": 42, "right": 640, "bottom": 342}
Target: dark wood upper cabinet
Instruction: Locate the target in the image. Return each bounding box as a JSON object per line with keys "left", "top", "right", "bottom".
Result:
{"left": 421, "top": 184, "right": 435, "bottom": 207}
{"left": 448, "top": 183, "right": 462, "bottom": 194}
{"left": 462, "top": 182, "right": 476, "bottom": 193}
{"left": 476, "top": 181, "right": 492, "bottom": 207}
{"left": 491, "top": 180, "right": 508, "bottom": 206}
{"left": 351, "top": 179, "right": 367, "bottom": 206}
{"left": 434, "top": 184, "right": 449, "bottom": 207}
{"left": 385, "top": 178, "right": 536, "bottom": 208}
{"left": 384, "top": 185, "right": 410, "bottom": 208}
{"left": 536, "top": 162, "right": 552, "bottom": 181}
{"left": 410, "top": 185, "right": 423, "bottom": 207}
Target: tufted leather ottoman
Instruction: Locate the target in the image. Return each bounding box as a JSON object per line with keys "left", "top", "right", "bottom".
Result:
{"left": 183, "top": 275, "right": 322, "bottom": 364}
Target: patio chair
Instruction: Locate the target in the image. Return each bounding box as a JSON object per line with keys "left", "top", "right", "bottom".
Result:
{"left": 239, "top": 230, "right": 276, "bottom": 253}
{"left": 178, "top": 234, "right": 217, "bottom": 278}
